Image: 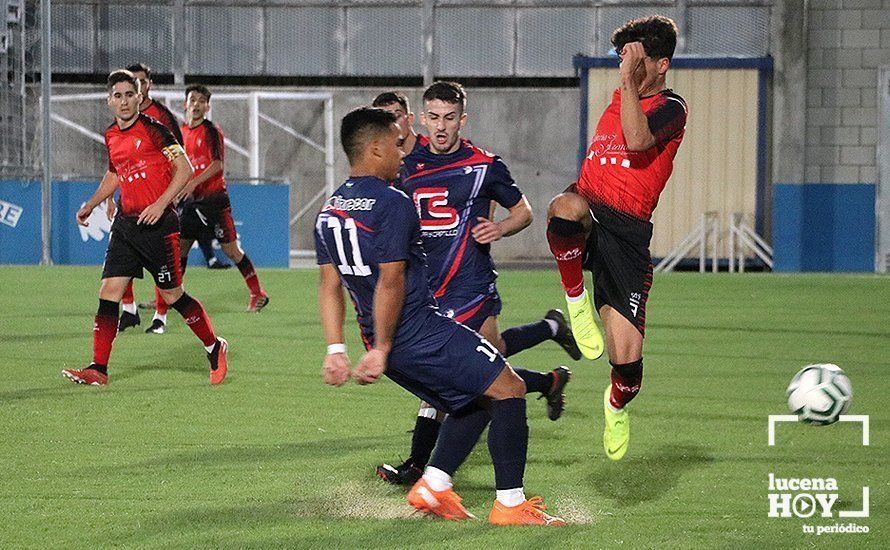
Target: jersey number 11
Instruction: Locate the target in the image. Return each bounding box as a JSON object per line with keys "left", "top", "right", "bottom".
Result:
{"left": 327, "top": 217, "right": 371, "bottom": 276}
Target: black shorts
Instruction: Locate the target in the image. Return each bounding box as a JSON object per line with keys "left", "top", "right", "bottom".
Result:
{"left": 583, "top": 202, "right": 654, "bottom": 336}
{"left": 101, "top": 209, "right": 183, "bottom": 289}
{"left": 180, "top": 193, "right": 237, "bottom": 244}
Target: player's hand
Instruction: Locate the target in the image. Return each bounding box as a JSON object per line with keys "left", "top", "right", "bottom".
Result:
{"left": 174, "top": 189, "right": 193, "bottom": 205}
{"left": 137, "top": 201, "right": 166, "bottom": 225}
{"left": 471, "top": 217, "right": 504, "bottom": 244}
{"left": 619, "top": 41, "right": 647, "bottom": 88}
{"left": 353, "top": 348, "right": 387, "bottom": 385}
{"left": 76, "top": 203, "right": 95, "bottom": 226}
{"left": 105, "top": 199, "right": 116, "bottom": 221}
{"left": 323, "top": 353, "right": 352, "bottom": 387}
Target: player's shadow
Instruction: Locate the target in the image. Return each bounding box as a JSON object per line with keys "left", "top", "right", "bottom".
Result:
{"left": 589, "top": 442, "right": 714, "bottom": 507}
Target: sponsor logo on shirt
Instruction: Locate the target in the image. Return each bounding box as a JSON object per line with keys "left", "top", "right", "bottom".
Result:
{"left": 324, "top": 195, "right": 377, "bottom": 211}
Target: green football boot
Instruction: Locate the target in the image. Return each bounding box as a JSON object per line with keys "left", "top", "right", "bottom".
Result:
{"left": 603, "top": 386, "right": 630, "bottom": 461}
{"left": 565, "top": 289, "right": 604, "bottom": 360}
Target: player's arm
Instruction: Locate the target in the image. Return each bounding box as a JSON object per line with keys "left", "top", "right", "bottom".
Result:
{"left": 77, "top": 170, "right": 119, "bottom": 226}
{"left": 353, "top": 260, "right": 406, "bottom": 385}
{"left": 619, "top": 41, "right": 657, "bottom": 151}
{"left": 177, "top": 160, "right": 223, "bottom": 202}
{"left": 138, "top": 153, "right": 194, "bottom": 225}
{"left": 318, "top": 263, "right": 351, "bottom": 386}
{"left": 473, "top": 195, "right": 532, "bottom": 244}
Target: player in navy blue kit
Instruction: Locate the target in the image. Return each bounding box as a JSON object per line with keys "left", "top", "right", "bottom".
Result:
{"left": 317, "top": 107, "right": 564, "bottom": 525}
{"left": 372, "top": 84, "right": 581, "bottom": 486}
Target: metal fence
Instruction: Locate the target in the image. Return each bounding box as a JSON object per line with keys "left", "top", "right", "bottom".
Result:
{"left": 50, "top": 0, "right": 772, "bottom": 81}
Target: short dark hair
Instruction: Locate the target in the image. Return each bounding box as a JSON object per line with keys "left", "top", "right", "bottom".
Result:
{"left": 185, "top": 84, "right": 212, "bottom": 101}
{"left": 107, "top": 69, "right": 139, "bottom": 93}
{"left": 340, "top": 107, "right": 398, "bottom": 163}
{"left": 126, "top": 63, "right": 151, "bottom": 79}
{"left": 611, "top": 15, "right": 678, "bottom": 60}
{"left": 372, "top": 91, "right": 410, "bottom": 113}
{"left": 422, "top": 81, "right": 466, "bottom": 112}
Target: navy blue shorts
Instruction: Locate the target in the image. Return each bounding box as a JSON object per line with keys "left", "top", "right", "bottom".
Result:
{"left": 436, "top": 289, "right": 502, "bottom": 332}
{"left": 386, "top": 312, "right": 505, "bottom": 414}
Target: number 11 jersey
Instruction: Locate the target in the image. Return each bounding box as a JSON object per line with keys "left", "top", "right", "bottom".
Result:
{"left": 314, "top": 176, "right": 437, "bottom": 349}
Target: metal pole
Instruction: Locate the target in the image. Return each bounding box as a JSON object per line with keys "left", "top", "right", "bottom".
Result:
{"left": 248, "top": 92, "right": 259, "bottom": 179}
{"left": 40, "top": 0, "right": 52, "bottom": 266}
{"left": 699, "top": 213, "right": 706, "bottom": 273}
{"left": 421, "top": 0, "right": 435, "bottom": 87}
{"left": 324, "top": 97, "right": 335, "bottom": 196}
{"left": 173, "top": 0, "right": 185, "bottom": 85}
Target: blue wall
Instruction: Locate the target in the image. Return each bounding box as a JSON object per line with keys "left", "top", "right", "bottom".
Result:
{"left": 773, "top": 183, "right": 875, "bottom": 272}
{"left": 1, "top": 180, "right": 290, "bottom": 267}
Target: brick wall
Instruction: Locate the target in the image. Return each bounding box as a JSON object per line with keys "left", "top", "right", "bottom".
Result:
{"left": 806, "top": 0, "right": 890, "bottom": 184}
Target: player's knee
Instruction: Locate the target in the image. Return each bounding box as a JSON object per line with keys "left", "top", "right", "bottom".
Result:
{"left": 548, "top": 192, "right": 589, "bottom": 222}
{"left": 488, "top": 366, "right": 526, "bottom": 401}
{"left": 158, "top": 286, "right": 183, "bottom": 304}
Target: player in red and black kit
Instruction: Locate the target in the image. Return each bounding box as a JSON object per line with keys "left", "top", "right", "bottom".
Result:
{"left": 175, "top": 84, "right": 269, "bottom": 312}
{"left": 545, "top": 16, "right": 687, "bottom": 460}
{"left": 115, "top": 63, "right": 185, "bottom": 333}
{"left": 62, "top": 70, "right": 229, "bottom": 387}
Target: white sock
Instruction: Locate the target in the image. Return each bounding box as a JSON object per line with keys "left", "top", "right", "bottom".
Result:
{"left": 204, "top": 341, "right": 217, "bottom": 354}
{"left": 122, "top": 302, "right": 137, "bottom": 314}
{"left": 423, "top": 466, "right": 453, "bottom": 491}
{"left": 544, "top": 318, "right": 559, "bottom": 337}
{"left": 152, "top": 312, "right": 167, "bottom": 324}
{"left": 496, "top": 487, "right": 526, "bottom": 507}
{"left": 566, "top": 288, "right": 588, "bottom": 303}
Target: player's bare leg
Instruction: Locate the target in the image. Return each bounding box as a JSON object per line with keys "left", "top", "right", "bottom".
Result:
{"left": 220, "top": 241, "right": 269, "bottom": 312}
{"left": 157, "top": 286, "right": 229, "bottom": 385}
{"left": 546, "top": 192, "right": 604, "bottom": 360}
{"left": 599, "top": 305, "right": 643, "bottom": 460}
{"left": 63, "top": 276, "right": 131, "bottom": 386}
{"left": 480, "top": 315, "right": 573, "bottom": 420}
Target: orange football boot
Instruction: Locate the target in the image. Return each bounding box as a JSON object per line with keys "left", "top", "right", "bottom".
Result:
{"left": 407, "top": 478, "right": 475, "bottom": 521}
{"left": 208, "top": 338, "right": 228, "bottom": 385}
{"left": 488, "top": 496, "right": 566, "bottom": 526}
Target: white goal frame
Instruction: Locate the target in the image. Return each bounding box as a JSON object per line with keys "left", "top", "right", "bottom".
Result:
{"left": 49, "top": 90, "right": 336, "bottom": 260}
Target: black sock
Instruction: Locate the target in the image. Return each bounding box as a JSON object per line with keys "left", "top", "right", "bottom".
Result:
{"left": 87, "top": 364, "right": 107, "bottom": 374}
{"left": 501, "top": 320, "right": 554, "bottom": 357}
{"left": 514, "top": 368, "right": 552, "bottom": 394}
{"left": 488, "top": 397, "right": 528, "bottom": 490}
{"left": 428, "top": 405, "right": 491, "bottom": 476}
{"left": 408, "top": 416, "right": 442, "bottom": 468}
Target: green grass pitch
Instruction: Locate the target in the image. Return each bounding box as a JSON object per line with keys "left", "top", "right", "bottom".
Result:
{"left": 0, "top": 266, "right": 886, "bottom": 547}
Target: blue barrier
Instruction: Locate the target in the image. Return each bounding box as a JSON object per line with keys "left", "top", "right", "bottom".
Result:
{"left": 1, "top": 179, "right": 290, "bottom": 267}
{"left": 773, "top": 183, "right": 875, "bottom": 272}
{"left": 0, "top": 180, "right": 43, "bottom": 264}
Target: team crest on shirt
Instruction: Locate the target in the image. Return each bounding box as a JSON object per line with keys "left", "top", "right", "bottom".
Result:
{"left": 197, "top": 138, "right": 203, "bottom": 146}
{"left": 416, "top": 163, "right": 425, "bottom": 170}
{"left": 134, "top": 138, "right": 142, "bottom": 149}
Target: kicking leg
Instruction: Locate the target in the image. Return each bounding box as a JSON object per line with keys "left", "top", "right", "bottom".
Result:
{"left": 599, "top": 305, "right": 643, "bottom": 461}
{"left": 546, "top": 192, "right": 603, "bottom": 360}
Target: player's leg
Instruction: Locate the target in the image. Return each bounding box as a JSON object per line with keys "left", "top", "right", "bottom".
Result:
{"left": 599, "top": 305, "right": 644, "bottom": 461}
{"left": 147, "top": 285, "right": 169, "bottom": 334}
{"left": 499, "top": 310, "right": 582, "bottom": 361}
{"left": 478, "top": 315, "right": 571, "bottom": 420}
{"left": 63, "top": 276, "right": 131, "bottom": 385}
{"left": 546, "top": 192, "right": 604, "bottom": 360}
{"left": 118, "top": 280, "right": 140, "bottom": 331}
{"left": 376, "top": 401, "right": 444, "bottom": 485}
{"left": 216, "top": 207, "right": 268, "bottom": 312}
{"left": 144, "top": 212, "right": 228, "bottom": 384}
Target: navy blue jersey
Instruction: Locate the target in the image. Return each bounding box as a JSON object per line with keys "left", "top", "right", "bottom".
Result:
{"left": 315, "top": 176, "right": 437, "bottom": 348}
{"left": 397, "top": 138, "right": 523, "bottom": 300}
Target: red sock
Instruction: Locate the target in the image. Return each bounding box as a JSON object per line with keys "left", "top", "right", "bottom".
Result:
{"left": 546, "top": 217, "right": 587, "bottom": 298}
{"left": 121, "top": 281, "right": 135, "bottom": 305}
{"left": 155, "top": 286, "right": 168, "bottom": 315}
{"left": 170, "top": 293, "right": 217, "bottom": 347}
{"left": 610, "top": 359, "right": 643, "bottom": 409}
{"left": 236, "top": 255, "right": 263, "bottom": 296}
{"left": 92, "top": 299, "right": 119, "bottom": 366}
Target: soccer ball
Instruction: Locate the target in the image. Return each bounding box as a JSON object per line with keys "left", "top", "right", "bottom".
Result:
{"left": 786, "top": 364, "right": 852, "bottom": 425}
